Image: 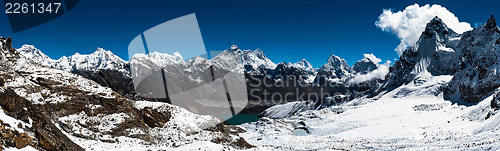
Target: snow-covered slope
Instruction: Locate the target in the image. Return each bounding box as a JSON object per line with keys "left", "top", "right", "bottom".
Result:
{"left": 241, "top": 71, "right": 500, "bottom": 150}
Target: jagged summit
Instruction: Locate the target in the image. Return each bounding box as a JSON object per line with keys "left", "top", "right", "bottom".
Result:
{"left": 381, "top": 16, "right": 462, "bottom": 91}
{"left": 352, "top": 54, "right": 379, "bottom": 74}
{"left": 486, "top": 14, "right": 496, "bottom": 28}
{"left": 320, "top": 54, "right": 350, "bottom": 76}
{"left": 422, "top": 16, "right": 457, "bottom": 39}
{"left": 314, "top": 54, "right": 351, "bottom": 84}
{"left": 17, "top": 45, "right": 129, "bottom": 73}
{"left": 414, "top": 15, "right": 460, "bottom": 63}
{"left": 0, "top": 37, "right": 19, "bottom": 61}
{"left": 429, "top": 16, "right": 444, "bottom": 25}
{"left": 17, "top": 44, "right": 53, "bottom": 66}
{"left": 427, "top": 16, "right": 447, "bottom": 28}
{"left": 95, "top": 47, "right": 106, "bottom": 52}
{"left": 144, "top": 51, "right": 185, "bottom": 65}
{"left": 324, "top": 54, "right": 349, "bottom": 68}
{"left": 292, "top": 59, "right": 315, "bottom": 71}
{"left": 89, "top": 48, "right": 125, "bottom": 62}
{"left": 483, "top": 14, "right": 500, "bottom": 33}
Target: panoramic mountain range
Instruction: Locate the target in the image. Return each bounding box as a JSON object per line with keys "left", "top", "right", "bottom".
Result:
{"left": 16, "top": 36, "right": 390, "bottom": 115}
{"left": 0, "top": 15, "right": 499, "bottom": 150}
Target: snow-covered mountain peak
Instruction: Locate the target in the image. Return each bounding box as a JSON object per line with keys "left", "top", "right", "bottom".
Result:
{"left": 90, "top": 48, "right": 117, "bottom": 59}
{"left": 17, "top": 44, "right": 54, "bottom": 67}
{"left": 429, "top": 16, "right": 445, "bottom": 26}
{"left": 18, "top": 44, "right": 45, "bottom": 56}
{"left": 269, "top": 61, "right": 317, "bottom": 83}
{"left": 324, "top": 54, "right": 350, "bottom": 70}
{"left": 223, "top": 45, "right": 242, "bottom": 53}
{"left": 19, "top": 44, "right": 38, "bottom": 52}
{"left": 292, "top": 59, "right": 314, "bottom": 71}
{"left": 186, "top": 55, "right": 211, "bottom": 71}
{"left": 187, "top": 56, "right": 209, "bottom": 65}
{"left": 406, "top": 16, "right": 462, "bottom": 75}
{"left": 382, "top": 17, "right": 462, "bottom": 91}
{"left": 230, "top": 44, "right": 239, "bottom": 50}
{"left": 314, "top": 54, "right": 351, "bottom": 84}
{"left": 53, "top": 48, "right": 129, "bottom": 72}
{"left": 95, "top": 47, "right": 106, "bottom": 53}
{"left": 23, "top": 46, "right": 130, "bottom": 76}
{"left": 425, "top": 17, "right": 452, "bottom": 34}
{"left": 212, "top": 46, "right": 277, "bottom": 72}
{"left": 89, "top": 48, "right": 125, "bottom": 63}
{"left": 352, "top": 54, "right": 380, "bottom": 74}
{"left": 147, "top": 51, "right": 185, "bottom": 64}
{"left": 420, "top": 16, "right": 458, "bottom": 42}
{"left": 129, "top": 51, "right": 186, "bottom": 73}
{"left": 17, "top": 45, "right": 130, "bottom": 73}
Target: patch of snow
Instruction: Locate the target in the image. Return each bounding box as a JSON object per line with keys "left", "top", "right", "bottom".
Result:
{"left": 4, "top": 146, "right": 37, "bottom": 151}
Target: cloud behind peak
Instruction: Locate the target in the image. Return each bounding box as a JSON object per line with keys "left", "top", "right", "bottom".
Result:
{"left": 376, "top": 4, "right": 472, "bottom": 55}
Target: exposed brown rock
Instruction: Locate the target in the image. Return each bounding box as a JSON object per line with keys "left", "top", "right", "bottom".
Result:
{"left": 0, "top": 122, "right": 37, "bottom": 150}
{"left": 14, "top": 135, "right": 29, "bottom": 149}
{"left": 204, "top": 122, "right": 246, "bottom": 135}
{"left": 0, "top": 88, "right": 84, "bottom": 151}
{"left": 235, "top": 137, "right": 255, "bottom": 149}
{"left": 138, "top": 107, "right": 171, "bottom": 128}
{"left": 0, "top": 77, "right": 4, "bottom": 87}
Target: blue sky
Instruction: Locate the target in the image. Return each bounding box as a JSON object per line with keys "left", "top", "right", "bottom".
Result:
{"left": 0, "top": 0, "right": 499, "bottom": 67}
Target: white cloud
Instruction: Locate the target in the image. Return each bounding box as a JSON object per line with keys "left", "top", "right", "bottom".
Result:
{"left": 376, "top": 4, "right": 472, "bottom": 55}
{"left": 349, "top": 54, "right": 391, "bottom": 84}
